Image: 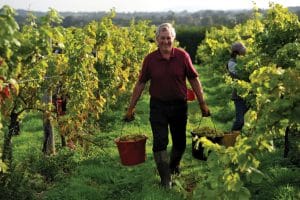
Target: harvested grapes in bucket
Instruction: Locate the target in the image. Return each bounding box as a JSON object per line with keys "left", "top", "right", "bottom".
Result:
{"left": 117, "top": 134, "right": 147, "bottom": 142}
{"left": 192, "top": 126, "right": 224, "bottom": 138}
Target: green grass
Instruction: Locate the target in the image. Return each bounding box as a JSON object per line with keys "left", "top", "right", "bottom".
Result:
{"left": 247, "top": 150, "right": 300, "bottom": 200}
{"left": 12, "top": 112, "right": 44, "bottom": 163}
{"left": 1, "top": 65, "right": 299, "bottom": 200}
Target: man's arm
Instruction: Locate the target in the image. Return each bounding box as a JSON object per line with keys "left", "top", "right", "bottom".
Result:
{"left": 188, "top": 77, "right": 210, "bottom": 117}
{"left": 124, "top": 81, "right": 146, "bottom": 121}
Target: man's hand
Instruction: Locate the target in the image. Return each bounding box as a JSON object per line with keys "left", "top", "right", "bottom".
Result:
{"left": 200, "top": 103, "right": 211, "bottom": 117}
{"left": 123, "top": 107, "right": 135, "bottom": 122}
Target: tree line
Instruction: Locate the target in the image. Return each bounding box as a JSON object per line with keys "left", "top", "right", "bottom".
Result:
{"left": 12, "top": 7, "right": 300, "bottom": 63}
{"left": 14, "top": 7, "right": 300, "bottom": 28}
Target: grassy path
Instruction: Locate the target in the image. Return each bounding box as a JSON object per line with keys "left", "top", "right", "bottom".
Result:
{"left": 7, "top": 66, "right": 299, "bottom": 200}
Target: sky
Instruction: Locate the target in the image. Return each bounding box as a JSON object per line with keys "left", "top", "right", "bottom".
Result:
{"left": 1, "top": 0, "right": 299, "bottom": 12}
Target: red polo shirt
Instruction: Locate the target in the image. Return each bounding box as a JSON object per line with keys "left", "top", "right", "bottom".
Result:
{"left": 139, "top": 47, "right": 198, "bottom": 101}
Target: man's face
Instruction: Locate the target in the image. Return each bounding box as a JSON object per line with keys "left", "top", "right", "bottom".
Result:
{"left": 156, "top": 29, "right": 174, "bottom": 53}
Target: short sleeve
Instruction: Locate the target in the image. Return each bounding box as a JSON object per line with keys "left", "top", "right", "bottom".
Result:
{"left": 227, "top": 60, "right": 239, "bottom": 79}
{"left": 184, "top": 51, "right": 198, "bottom": 79}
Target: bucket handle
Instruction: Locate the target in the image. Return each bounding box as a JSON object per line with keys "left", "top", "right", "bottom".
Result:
{"left": 120, "top": 117, "right": 142, "bottom": 136}
{"left": 195, "top": 116, "right": 217, "bottom": 132}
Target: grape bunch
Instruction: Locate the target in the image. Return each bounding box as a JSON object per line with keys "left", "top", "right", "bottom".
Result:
{"left": 192, "top": 126, "right": 224, "bottom": 138}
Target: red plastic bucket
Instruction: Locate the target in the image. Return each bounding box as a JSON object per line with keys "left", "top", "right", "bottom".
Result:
{"left": 115, "top": 135, "right": 147, "bottom": 166}
{"left": 187, "top": 89, "right": 196, "bottom": 101}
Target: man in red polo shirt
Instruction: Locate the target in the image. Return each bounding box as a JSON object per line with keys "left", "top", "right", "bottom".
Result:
{"left": 124, "top": 23, "right": 210, "bottom": 188}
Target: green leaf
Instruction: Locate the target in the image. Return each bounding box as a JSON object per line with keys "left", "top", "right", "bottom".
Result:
{"left": 238, "top": 187, "right": 251, "bottom": 200}
{"left": 248, "top": 167, "right": 265, "bottom": 184}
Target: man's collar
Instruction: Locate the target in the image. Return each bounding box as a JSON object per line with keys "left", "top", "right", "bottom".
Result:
{"left": 157, "top": 48, "right": 176, "bottom": 60}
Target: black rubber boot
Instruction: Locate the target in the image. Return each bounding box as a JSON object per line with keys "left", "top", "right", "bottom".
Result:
{"left": 169, "top": 148, "right": 184, "bottom": 175}
{"left": 153, "top": 151, "right": 172, "bottom": 188}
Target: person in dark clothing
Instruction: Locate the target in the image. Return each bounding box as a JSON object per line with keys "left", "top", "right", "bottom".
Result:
{"left": 227, "top": 42, "right": 249, "bottom": 132}
{"left": 124, "top": 23, "right": 210, "bottom": 188}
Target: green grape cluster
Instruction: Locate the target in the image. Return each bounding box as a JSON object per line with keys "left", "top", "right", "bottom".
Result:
{"left": 192, "top": 126, "right": 224, "bottom": 138}
{"left": 117, "top": 134, "right": 147, "bottom": 142}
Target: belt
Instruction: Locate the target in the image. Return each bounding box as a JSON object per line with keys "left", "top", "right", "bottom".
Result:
{"left": 150, "top": 97, "right": 186, "bottom": 106}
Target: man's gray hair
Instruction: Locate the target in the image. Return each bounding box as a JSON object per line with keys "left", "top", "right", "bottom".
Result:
{"left": 156, "top": 23, "right": 176, "bottom": 38}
